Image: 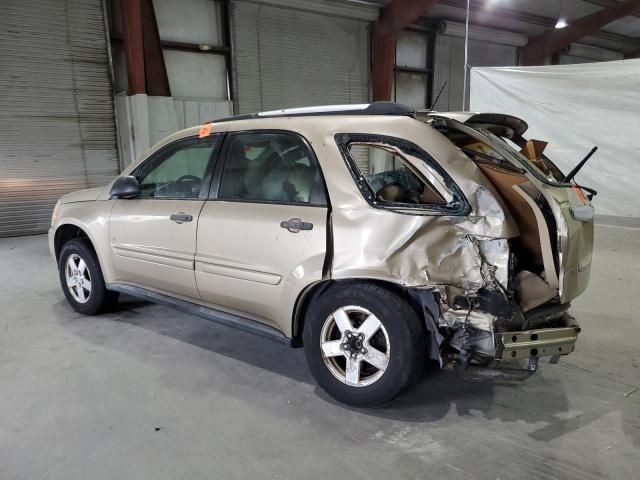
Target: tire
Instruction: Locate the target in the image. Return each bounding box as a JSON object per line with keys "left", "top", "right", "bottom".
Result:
{"left": 303, "top": 282, "right": 425, "bottom": 407}
{"left": 58, "top": 238, "right": 119, "bottom": 315}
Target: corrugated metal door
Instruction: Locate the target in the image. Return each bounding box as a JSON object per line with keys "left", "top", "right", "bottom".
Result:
{"left": 433, "top": 35, "right": 517, "bottom": 111}
{"left": 0, "top": 0, "right": 118, "bottom": 237}
{"left": 231, "top": 0, "right": 370, "bottom": 114}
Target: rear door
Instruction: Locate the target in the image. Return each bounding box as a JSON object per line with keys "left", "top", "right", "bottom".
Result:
{"left": 109, "top": 135, "right": 221, "bottom": 298}
{"left": 195, "top": 131, "right": 328, "bottom": 332}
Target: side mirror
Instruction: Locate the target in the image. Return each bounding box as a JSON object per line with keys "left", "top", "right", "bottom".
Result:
{"left": 110, "top": 176, "right": 140, "bottom": 199}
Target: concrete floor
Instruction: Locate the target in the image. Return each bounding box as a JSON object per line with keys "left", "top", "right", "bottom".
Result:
{"left": 0, "top": 226, "right": 638, "bottom": 480}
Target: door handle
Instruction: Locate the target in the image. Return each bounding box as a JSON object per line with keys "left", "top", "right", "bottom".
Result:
{"left": 280, "top": 218, "right": 313, "bottom": 233}
{"left": 170, "top": 212, "right": 193, "bottom": 224}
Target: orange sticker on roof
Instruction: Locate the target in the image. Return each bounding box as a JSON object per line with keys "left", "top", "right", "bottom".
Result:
{"left": 198, "top": 123, "right": 213, "bottom": 138}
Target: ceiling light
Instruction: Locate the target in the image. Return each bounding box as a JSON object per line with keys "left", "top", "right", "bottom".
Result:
{"left": 555, "top": 17, "right": 568, "bottom": 29}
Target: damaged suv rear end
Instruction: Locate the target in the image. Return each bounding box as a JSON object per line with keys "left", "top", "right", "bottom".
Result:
{"left": 416, "top": 112, "right": 592, "bottom": 373}
{"left": 323, "top": 106, "right": 593, "bottom": 398}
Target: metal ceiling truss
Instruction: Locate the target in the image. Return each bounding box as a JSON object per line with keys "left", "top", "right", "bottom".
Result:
{"left": 439, "top": 0, "right": 640, "bottom": 49}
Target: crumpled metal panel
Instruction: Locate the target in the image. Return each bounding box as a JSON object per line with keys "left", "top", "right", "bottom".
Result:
{"left": 330, "top": 181, "right": 514, "bottom": 295}
{"left": 331, "top": 209, "right": 487, "bottom": 291}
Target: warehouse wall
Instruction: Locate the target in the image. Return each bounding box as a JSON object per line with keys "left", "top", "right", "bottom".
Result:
{"left": 431, "top": 21, "right": 525, "bottom": 111}
{"left": 107, "top": 0, "right": 629, "bottom": 167}
{"left": 108, "top": 0, "right": 232, "bottom": 164}
{"left": 230, "top": 0, "right": 375, "bottom": 113}
{"left": 0, "top": 0, "right": 119, "bottom": 237}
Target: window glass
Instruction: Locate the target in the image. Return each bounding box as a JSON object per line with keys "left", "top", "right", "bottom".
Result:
{"left": 219, "top": 132, "right": 318, "bottom": 203}
{"left": 137, "top": 137, "right": 216, "bottom": 199}
{"left": 347, "top": 143, "right": 449, "bottom": 206}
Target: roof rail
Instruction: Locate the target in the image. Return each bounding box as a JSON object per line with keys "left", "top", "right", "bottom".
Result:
{"left": 212, "top": 101, "right": 413, "bottom": 123}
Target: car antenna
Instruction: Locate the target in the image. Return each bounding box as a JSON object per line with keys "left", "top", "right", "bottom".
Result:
{"left": 430, "top": 81, "right": 447, "bottom": 111}
{"left": 563, "top": 146, "right": 598, "bottom": 183}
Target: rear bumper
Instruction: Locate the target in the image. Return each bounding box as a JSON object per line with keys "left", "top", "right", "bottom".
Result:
{"left": 495, "top": 325, "right": 581, "bottom": 361}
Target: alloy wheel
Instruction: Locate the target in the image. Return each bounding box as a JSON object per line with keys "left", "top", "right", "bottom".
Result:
{"left": 320, "top": 305, "right": 390, "bottom": 387}
{"left": 64, "top": 253, "right": 92, "bottom": 304}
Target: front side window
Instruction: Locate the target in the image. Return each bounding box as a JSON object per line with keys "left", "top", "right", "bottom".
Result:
{"left": 136, "top": 136, "right": 218, "bottom": 199}
{"left": 218, "top": 132, "right": 324, "bottom": 205}
{"left": 336, "top": 134, "right": 468, "bottom": 215}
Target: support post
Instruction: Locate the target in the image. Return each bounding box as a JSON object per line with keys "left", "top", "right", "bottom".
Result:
{"left": 141, "top": 0, "right": 171, "bottom": 96}
{"left": 121, "top": 0, "right": 145, "bottom": 94}
{"left": 120, "top": 0, "right": 170, "bottom": 96}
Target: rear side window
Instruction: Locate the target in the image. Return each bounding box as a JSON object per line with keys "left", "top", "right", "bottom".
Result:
{"left": 217, "top": 132, "right": 325, "bottom": 205}
{"left": 336, "top": 134, "right": 469, "bottom": 215}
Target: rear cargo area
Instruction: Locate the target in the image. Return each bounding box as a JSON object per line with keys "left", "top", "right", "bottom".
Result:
{"left": 429, "top": 116, "right": 594, "bottom": 317}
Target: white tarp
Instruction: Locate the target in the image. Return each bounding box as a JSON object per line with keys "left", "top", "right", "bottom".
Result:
{"left": 470, "top": 60, "right": 640, "bottom": 219}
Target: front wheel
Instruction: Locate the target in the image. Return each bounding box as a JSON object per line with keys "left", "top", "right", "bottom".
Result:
{"left": 58, "top": 239, "right": 119, "bottom": 315}
{"left": 303, "top": 283, "right": 425, "bottom": 407}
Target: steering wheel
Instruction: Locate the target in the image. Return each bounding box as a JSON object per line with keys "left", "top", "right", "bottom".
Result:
{"left": 176, "top": 175, "right": 201, "bottom": 183}
{"left": 155, "top": 175, "right": 201, "bottom": 197}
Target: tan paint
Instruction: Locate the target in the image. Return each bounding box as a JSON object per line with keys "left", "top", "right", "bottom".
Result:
{"left": 109, "top": 199, "right": 205, "bottom": 298}
{"left": 543, "top": 187, "right": 594, "bottom": 302}
{"left": 195, "top": 201, "right": 327, "bottom": 333}
{"left": 49, "top": 200, "right": 117, "bottom": 282}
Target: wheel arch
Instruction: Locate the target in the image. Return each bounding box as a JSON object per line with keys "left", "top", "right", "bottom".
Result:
{"left": 291, "top": 278, "right": 441, "bottom": 351}
{"left": 54, "top": 224, "right": 92, "bottom": 260}
{"left": 53, "top": 222, "right": 107, "bottom": 275}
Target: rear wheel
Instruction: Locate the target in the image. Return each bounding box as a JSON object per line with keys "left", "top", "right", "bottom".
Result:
{"left": 58, "top": 239, "right": 119, "bottom": 315}
{"left": 303, "top": 282, "right": 425, "bottom": 407}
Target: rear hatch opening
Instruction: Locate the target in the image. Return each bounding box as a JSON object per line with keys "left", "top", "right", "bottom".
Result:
{"left": 422, "top": 114, "right": 595, "bottom": 326}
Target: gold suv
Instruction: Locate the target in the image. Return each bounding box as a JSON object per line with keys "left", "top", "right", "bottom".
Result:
{"left": 50, "top": 103, "right": 594, "bottom": 406}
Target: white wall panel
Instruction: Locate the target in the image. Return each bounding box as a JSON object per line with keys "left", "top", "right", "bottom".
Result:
{"left": 395, "top": 29, "right": 431, "bottom": 109}
{"left": 396, "top": 30, "right": 428, "bottom": 69}
{"left": 395, "top": 72, "right": 427, "bottom": 109}
{"left": 153, "top": 0, "right": 224, "bottom": 46}
{"left": 163, "top": 50, "right": 228, "bottom": 100}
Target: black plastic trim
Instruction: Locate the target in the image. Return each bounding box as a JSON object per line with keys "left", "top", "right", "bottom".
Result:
{"left": 106, "top": 283, "right": 289, "bottom": 344}
{"left": 334, "top": 133, "right": 471, "bottom": 216}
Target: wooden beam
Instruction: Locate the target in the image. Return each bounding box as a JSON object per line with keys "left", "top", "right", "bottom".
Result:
{"left": 141, "top": 0, "right": 171, "bottom": 96}
{"left": 372, "top": 0, "right": 440, "bottom": 101}
{"left": 121, "top": 0, "right": 145, "bottom": 94}
{"left": 521, "top": 0, "right": 640, "bottom": 66}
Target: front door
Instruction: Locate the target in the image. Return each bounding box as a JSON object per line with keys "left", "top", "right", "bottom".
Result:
{"left": 109, "top": 135, "right": 220, "bottom": 299}
{"left": 195, "top": 131, "right": 328, "bottom": 332}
